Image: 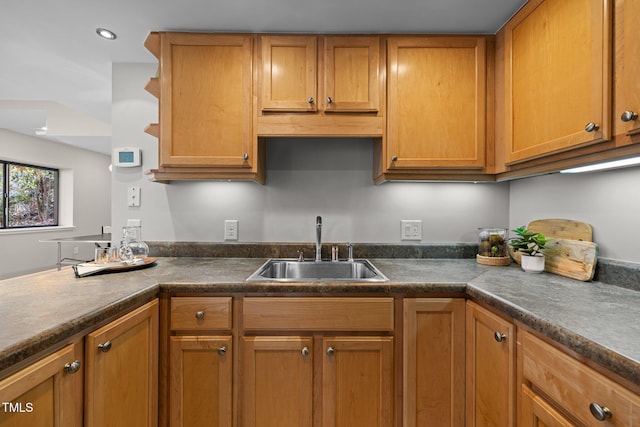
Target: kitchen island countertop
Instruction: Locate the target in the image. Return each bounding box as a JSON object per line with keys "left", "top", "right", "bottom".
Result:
{"left": 1, "top": 257, "right": 639, "bottom": 389}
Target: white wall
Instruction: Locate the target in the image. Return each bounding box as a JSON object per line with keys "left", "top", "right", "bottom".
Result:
{"left": 112, "top": 63, "right": 510, "bottom": 245}
{"left": 509, "top": 168, "right": 640, "bottom": 263}
{"left": 0, "top": 130, "right": 111, "bottom": 279}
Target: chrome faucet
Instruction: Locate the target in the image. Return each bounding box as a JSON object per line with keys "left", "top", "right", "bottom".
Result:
{"left": 315, "top": 216, "right": 322, "bottom": 262}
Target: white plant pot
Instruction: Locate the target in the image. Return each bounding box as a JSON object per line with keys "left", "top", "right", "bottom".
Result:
{"left": 521, "top": 254, "right": 545, "bottom": 273}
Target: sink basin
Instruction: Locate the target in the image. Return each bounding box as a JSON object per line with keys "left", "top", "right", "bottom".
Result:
{"left": 246, "top": 259, "right": 389, "bottom": 282}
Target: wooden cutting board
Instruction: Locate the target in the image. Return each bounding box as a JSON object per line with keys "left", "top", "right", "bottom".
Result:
{"left": 511, "top": 219, "right": 598, "bottom": 281}
{"left": 527, "top": 218, "right": 592, "bottom": 242}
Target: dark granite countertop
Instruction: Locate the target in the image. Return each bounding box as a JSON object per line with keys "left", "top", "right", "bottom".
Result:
{"left": 1, "top": 257, "right": 639, "bottom": 390}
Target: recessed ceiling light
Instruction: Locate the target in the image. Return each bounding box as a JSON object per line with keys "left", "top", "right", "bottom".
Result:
{"left": 96, "top": 28, "right": 117, "bottom": 40}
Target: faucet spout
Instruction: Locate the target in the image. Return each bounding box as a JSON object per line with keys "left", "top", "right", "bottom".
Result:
{"left": 315, "top": 216, "right": 322, "bottom": 262}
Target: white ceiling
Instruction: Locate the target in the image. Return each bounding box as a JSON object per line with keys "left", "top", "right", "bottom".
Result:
{"left": 0, "top": 0, "right": 526, "bottom": 155}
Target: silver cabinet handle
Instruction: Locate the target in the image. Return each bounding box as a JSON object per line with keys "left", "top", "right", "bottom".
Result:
{"left": 98, "top": 341, "right": 112, "bottom": 352}
{"left": 589, "top": 402, "right": 612, "bottom": 421}
{"left": 301, "top": 347, "right": 309, "bottom": 357}
{"left": 621, "top": 111, "right": 638, "bottom": 122}
{"left": 195, "top": 311, "right": 205, "bottom": 320}
{"left": 326, "top": 347, "right": 335, "bottom": 356}
{"left": 391, "top": 156, "right": 398, "bottom": 162}
{"left": 218, "top": 346, "right": 227, "bottom": 356}
{"left": 326, "top": 97, "right": 333, "bottom": 104}
{"left": 243, "top": 153, "right": 249, "bottom": 161}
{"left": 494, "top": 332, "right": 506, "bottom": 343}
{"left": 64, "top": 360, "right": 81, "bottom": 374}
{"left": 585, "top": 122, "right": 600, "bottom": 132}
{"left": 307, "top": 97, "right": 314, "bottom": 104}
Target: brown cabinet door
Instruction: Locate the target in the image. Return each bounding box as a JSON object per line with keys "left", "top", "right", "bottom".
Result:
{"left": 0, "top": 342, "right": 83, "bottom": 427}
{"left": 323, "top": 36, "right": 380, "bottom": 113}
{"left": 520, "top": 385, "right": 574, "bottom": 427}
{"left": 387, "top": 36, "right": 487, "bottom": 169}
{"left": 242, "top": 336, "right": 313, "bottom": 427}
{"left": 404, "top": 298, "right": 465, "bottom": 427}
{"left": 466, "top": 301, "right": 515, "bottom": 427}
{"left": 504, "top": 0, "right": 611, "bottom": 164}
{"left": 85, "top": 300, "right": 159, "bottom": 427}
{"left": 160, "top": 33, "right": 254, "bottom": 167}
{"left": 322, "top": 336, "right": 393, "bottom": 427}
{"left": 614, "top": 0, "right": 640, "bottom": 140}
{"left": 260, "top": 35, "right": 317, "bottom": 112}
{"left": 170, "top": 336, "right": 232, "bottom": 427}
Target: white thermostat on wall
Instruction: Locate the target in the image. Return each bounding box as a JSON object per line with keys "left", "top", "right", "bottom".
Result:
{"left": 113, "top": 147, "right": 141, "bottom": 167}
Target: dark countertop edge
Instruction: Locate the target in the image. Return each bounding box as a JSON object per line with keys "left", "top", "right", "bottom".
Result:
{"left": 0, "top": 286, "right": 158, "bottom": 373}
{"left": 465, "top": 285, "right": 640, "bottom": 387}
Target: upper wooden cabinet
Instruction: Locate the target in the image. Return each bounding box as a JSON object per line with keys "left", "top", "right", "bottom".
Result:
{"left": 503, "top": 0, "right": 612, "bottom": 165}
{"left": 260, "top": 35, "right": 317, "bottom": 112}
{"left": 324, "top": 36, "right": 380, "bottom": 112}
{"left": 257, "top": 35, "right": 384, "bottom": 137}
{"left": 384, "top": 36, "right": 488, "bottom": 172}
{"left": 260, "top": 35, "right": 380, "bottom": 113}
{"left": 144, "top": 32, "right": 265, "bottom": 183}
{"left": 613, "top": 0, "right": 640, "bottom": 142}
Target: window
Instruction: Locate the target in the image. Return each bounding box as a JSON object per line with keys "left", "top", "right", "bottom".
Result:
{"left": 0, "top": 161, "right": 58, "bottom": 229}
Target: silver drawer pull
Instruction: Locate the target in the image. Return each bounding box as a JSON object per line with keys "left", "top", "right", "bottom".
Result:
{"left": 98, "top": 341, "right": 112, "bottom": 352}
{"left": 64, "top": 360, "right": 81, "bottom": 374}
{"left": 589, "top": 402, "right": 612, "bottom": 421}
{"left": 218, "top": 346, "right": 227, "bottom": 356}
{"left": 195, "top": 311, "right": 205, "bottom": 320}
{"left": 494, "top": 332, "right": 506, "bottom": 343}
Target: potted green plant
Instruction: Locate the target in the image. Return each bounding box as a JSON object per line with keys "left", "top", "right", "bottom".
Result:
{"left": 508, "top": 226, "right": 553, "bottom": 273}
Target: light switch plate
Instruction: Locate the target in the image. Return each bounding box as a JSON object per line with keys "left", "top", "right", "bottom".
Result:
{"left": 225, "top": 220, "right": 238, "bottom": 241}
{"left": 401, "top": 220, "right": 422, "bottom": 241}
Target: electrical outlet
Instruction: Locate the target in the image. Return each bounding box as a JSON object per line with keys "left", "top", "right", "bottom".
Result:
{"left": 127, "top": 186, "right": 141, "bottom": 207}
{"left": 224, "top": 220, "right": 238, "bottom": 241}
{"left": 401, "top": 220, "right": 422, "bottom": 241}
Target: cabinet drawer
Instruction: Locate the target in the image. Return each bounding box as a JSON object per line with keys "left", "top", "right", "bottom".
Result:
{"left": 522, "top": 331, "right": 640, "bottom": 426}
{"left": 243, "top": 297, "right": 394, "bottom": 331}
{"left": 171, "top": 297, "right": 232, "bottom": 331}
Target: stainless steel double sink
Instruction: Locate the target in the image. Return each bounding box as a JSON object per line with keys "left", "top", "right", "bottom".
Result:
{"left": 246, "top": 258, "right": 389, "bottom": 282}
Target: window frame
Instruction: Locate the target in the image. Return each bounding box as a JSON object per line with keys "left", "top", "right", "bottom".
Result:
{"left": 1, "top": 160, "right": 60, "bottom": 229}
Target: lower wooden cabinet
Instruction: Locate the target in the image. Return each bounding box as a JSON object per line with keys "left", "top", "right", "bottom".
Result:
{"left": 521, "top": 385, "right": 574, "bottom": 427}
{"left": 241, "top": 297, "right": 394, "bottom": 427}
{"left": 85, "top": 300, "right": 159, "bottom": 427}
{"left": 170, "top": 336, "right": 232, "bottom": 427}
{"left": 466, "top": 301, "right": 516, "bottom": 427}
{"left": 520, "top": 330, "right": 640, "bottom": 426}
{"left": 242, "top": 336, "right": 313, "bottom": 427}
{"left": 242, "top": 335, "right": 393, "bottom": 427}
{"left": 0, "top": 341, "right": 83, "bottom": 427}
{"left": 322, "top": 336, "right": 394, "bottom": 427}
{"left": 403, "top": 298, "right": 465, "bottom": 427}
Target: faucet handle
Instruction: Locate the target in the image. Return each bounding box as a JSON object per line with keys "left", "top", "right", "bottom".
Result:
{"left": 347, "top": 242, "right": 354, "bottom": 262}
{"left": 297, "top": 250, "right": 304, "bottom": 262}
